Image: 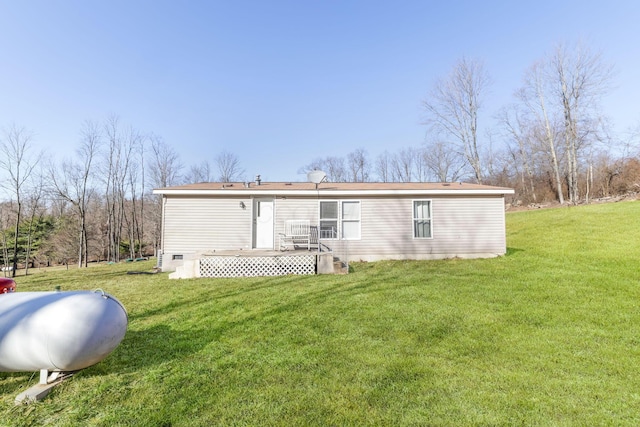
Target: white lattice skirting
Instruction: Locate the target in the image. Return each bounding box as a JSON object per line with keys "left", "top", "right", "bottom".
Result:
{"left": 199, "top": 254, "right": 316, "bottom": 278}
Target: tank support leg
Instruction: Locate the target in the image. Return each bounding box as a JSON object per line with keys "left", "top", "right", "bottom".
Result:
{"left": 15, "top": 370, "right": 75, "bottom": 404}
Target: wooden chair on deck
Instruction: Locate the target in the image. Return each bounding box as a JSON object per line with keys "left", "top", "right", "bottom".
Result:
{"left": 279, "top": 220, "right": 311, "bottom": 250}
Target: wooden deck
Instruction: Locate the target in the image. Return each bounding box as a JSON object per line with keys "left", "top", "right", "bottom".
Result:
{"left": 169, "top": 248, "right": 331, "bottom": 279}
{"left": 200, "top": 249, "right": 316, "bottom": 257}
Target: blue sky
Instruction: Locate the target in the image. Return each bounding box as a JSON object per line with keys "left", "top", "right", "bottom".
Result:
{"left": 1, "top": 1, "right": 639, "bottom": 182}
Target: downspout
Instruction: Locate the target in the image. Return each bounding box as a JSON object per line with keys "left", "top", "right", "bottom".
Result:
{"left": 158, "top": 196, "right": 167, "bottom": 268}
{"left": 250, "top": 196, "right": 255, "bottom": 249}
{"left": 316, "top": 184, "right": 321, "bottom": 254}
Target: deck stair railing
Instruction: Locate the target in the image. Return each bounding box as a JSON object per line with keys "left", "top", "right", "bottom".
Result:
{"left": 318, "top": 226, "right": 349, "bottom": 271}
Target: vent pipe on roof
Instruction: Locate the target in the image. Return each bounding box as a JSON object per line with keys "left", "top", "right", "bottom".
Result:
{"left": 255, "top": 175, "right": 261, "bottom": 186}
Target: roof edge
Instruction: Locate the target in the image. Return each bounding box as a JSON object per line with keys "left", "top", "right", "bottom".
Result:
{"left": 153, "top": 188, "right": 514, "bottom": 196}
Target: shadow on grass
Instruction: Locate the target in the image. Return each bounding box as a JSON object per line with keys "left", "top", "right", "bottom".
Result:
{"left": 87, "top": 281, "right": 374, "bottom": 374}
{"left": 127, "top": 276, "right": 302, "bottom": 324}
{"left": 0, "top": 260, "right": 472, "bottom": 402}
{"left": 14, "top": 268, "right": 155, "bottom": 290}
{"left": 96, "top": 324, "right": 209, "bottom": 374}
{"left": 66, "top": 272, "right": 475, "bottom": 396}
{"left": 506, "top": 247, "right": 524, "bottom": 256}
{"left": 0, "top": 323, "right": 206, "bottom": 389}
{"left": 83, "top": 261, "right": 468, "bottom": 379}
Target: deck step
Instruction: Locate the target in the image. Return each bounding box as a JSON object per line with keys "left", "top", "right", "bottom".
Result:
{"left": 333, "top": 259, "right": 348, "bottom": 274}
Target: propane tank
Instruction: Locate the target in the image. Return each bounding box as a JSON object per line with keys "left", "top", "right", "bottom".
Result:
{"left": 0, "top": 290, "right": 127, "bottom": 372}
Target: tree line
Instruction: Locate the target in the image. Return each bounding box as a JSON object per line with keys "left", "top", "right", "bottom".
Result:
{"left": 302, "top": 42, "right": 640, "bottom": 207}
{"left": 1, "top": 41, "right": 639, "bottom": 273}
{"left": 0, "top": 115, "right": 244, "bottom": 275}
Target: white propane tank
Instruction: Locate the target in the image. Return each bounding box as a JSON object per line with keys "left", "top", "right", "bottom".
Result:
{"left": 0, "top": 290, "right": 128, "bottom": 373}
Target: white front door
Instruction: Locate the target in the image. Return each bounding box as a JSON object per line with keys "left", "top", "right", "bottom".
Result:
{"left": 254, "top": 199, "right": 274, "bottom": 249}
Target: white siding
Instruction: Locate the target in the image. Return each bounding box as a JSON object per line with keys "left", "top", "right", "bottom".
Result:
{"left": 163, "top": 196, "right": 252, "bottom": 253}
{"left": 346, "top": 196, "right": 506, "bottom": 261}
{"left": 273, "top": 197, "right": 318, "bottom": 236}
{"left": 160, "top": 194, "right": 507, "bottom": 269}
{"left": 272, "top": 195, "right": 506, "bottom": 260}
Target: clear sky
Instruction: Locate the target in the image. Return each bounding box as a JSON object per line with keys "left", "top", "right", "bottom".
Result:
{"left": 1, "top": 1, "right": 639, "bottom": 182}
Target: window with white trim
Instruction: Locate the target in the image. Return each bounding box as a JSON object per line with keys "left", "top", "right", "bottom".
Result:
{"left": 319, "top": 200, "right": 361, "bottom": 240}
{"left": 413, "top": 200, "right": 432, "bottom": 238}
{"left": 320, "top": 201, "right": 338, "bottom": 239}
{"left": 341, "top": 201, "right": 360, "bottom": 240}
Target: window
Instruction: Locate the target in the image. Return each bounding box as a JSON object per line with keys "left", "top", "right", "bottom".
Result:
{"left": 413, "top": 200, "right": 432, "bottom": 238}
{"left": 341, "top": 201, "right": 360, "bottom": 239}
{"left": 320, "top": 201, "right": 338, "bottom": 239}
{"left": 319, "top": 200, "right": 361, "bottom": 240}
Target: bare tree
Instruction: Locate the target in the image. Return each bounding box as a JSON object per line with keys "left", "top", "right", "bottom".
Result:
{"left": 299, "top": 156, "right": 347, "bottom": 182}
{"left": 550, "top": 42, "right": 613, "bottom": 203}
{"left": 23, "top": 174, "right": 46, "bottom": 274}
{"left": 390, "top": 148, "right": 415, "bottom": 182}
{"left": 0, "top": 125, "right": 41, "bottom": 276}
{"left": 0, "top": 202, "right": 15, "bottom": 274}
{"left": 627, "top": 123, "right": 640, "bottom": 159}
{"left": 412, "top": 147, "right": 429, "bottom": 182}
{"left": 422, "top": 57, "right": 491, "bottom": 183}
{"left": 125, "top": 140, "right": 145, "bottom": 260}
{"left": 324, "top": 157, "right": 347, "bottom": 182}
{"left": 298, "top": 158, "right": 324, "bottom": 176}
{"left": 216, "top": 151, "right": 244, "bottom": 182}
{"left": 184, "top": 161, "right": 212, "bottom": 183}
{"left": 422, "top": 140, "right": 468, "bottom": 183}
{"left": 499, "top": 107, "right": 539, "bottom": 203}
{"left": 148, "top": 135, "right": 183, "bottom": 257}
{"left": 347, "top": 148, "right": 371, "bottom": 182}
{"left": 300, "top": 156, "right": 348, "bottom": 182}
{"left": 516, "top": 61, "right": 566, "bottom": 203}
{"left": 48, "top": 121, "right": 101, "bottom": 267}
{"left": 374, "top": 151, "right": 391, "bottom": 182}
{"left": 149, "top": 135, "right": 182, "bottom": 188}
{"left": 100, "top": 116, "right": 143, "bottom": 262}
{"left": 512, "top": 44, "right": 613, "bottom": 204}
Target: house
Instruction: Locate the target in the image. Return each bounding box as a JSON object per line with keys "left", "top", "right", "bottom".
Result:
{"left": 153, "top": 180, "right": 514, "bottom": 278}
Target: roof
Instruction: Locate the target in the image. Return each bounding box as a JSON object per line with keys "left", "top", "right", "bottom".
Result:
{"left": 153, "top": 181, "right": 514, "bottom": 197}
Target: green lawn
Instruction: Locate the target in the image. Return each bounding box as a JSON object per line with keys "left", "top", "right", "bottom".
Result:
{"left": 2, "top": 201, "right": 640, "bottom": 426}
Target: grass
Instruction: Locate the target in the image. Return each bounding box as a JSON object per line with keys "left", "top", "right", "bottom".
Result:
{"left": 2, "top": 201, "right": 640, "bottom": 426}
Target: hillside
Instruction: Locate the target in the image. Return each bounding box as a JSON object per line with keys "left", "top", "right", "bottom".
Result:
{"left": 2, "top": 201, "right": 640, "bottom": 426}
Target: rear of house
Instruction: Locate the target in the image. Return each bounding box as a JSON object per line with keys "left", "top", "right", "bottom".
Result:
{"left": 153, "top": 181, "right": 514, "bottom": 274}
